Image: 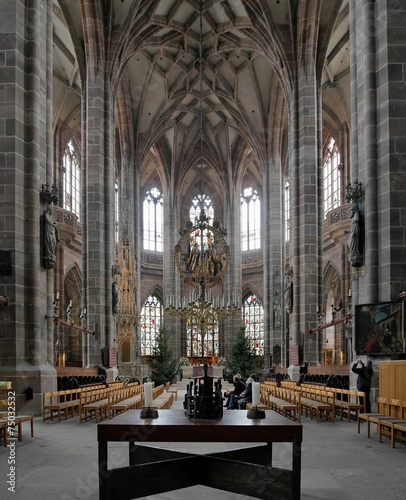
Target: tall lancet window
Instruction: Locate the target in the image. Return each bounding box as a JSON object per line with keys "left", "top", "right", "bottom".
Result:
{"left": 242, "top": 294, "right": 264, "bottom": 356}
{"left": 189, "top": 194, "right": 215, "bottom": 246}
{"left": 140, "top": 294, "right": 162, "bottom": 356}
{"left": 241, "top": 186, "right": 261, "bottom": 251}
{"left": 143, "top": 187, "right": 163, "bottom": 251}
{"left": 186, "top": 321, "right": 219, "bottom": 358}
{"left": 323, "top": 137, "right": 341, "bottom": 217}
{"left": 63, "top": 140, "right": 80, "bottom": 219}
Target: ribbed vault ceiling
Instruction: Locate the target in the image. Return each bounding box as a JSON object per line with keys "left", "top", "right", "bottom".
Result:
{"left": 53, "top": 0, "right": 350, "bottom": 205}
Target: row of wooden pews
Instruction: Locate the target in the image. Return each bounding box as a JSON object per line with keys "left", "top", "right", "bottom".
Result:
{"left": 357, "top": 397, "right": 406, "bottom": 448}
{"left": 261, "top": 381, "right": 365, "bottom": 423}
{"left": 43, "top": 381, "right": 176, "bottom": 424}
{"left": 1, "top": 382, "right": 34, "bottom": 445}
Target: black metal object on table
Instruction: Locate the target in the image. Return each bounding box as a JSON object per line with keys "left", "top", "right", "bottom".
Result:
{"left": 183, "top": 362, "right": 223, "bottom": 419}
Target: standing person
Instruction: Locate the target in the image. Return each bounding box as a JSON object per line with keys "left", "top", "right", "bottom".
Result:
{"left": 224, "top": 374, "right": 246, "bottom": 409}
{"left": 352, "top": 359, "right": 373, "bottom": 412}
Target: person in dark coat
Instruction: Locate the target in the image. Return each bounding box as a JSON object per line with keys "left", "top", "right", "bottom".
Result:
{"left": 224, "top": 374, "right": 246, "bottom": 409}
{"left": 352, "top": 359, "right": 373, "bottom": 412}
{"left": 236, "top": 376, "right": 255, "bottom": 409}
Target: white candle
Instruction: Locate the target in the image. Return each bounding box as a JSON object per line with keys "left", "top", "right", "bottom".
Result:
{"left": 252, "top": 382, "right": 260, "bottom": 406}
{"left": 144, "top": 382, "right": 153, "bottom": 407}
{"left": 56, "top": 292, "right": 60, "bottom": 300}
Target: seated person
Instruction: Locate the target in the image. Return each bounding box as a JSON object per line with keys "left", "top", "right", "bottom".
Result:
{"left": 236, "top": 376, "right": 255, "bottom": 409}
{"left": 224, "top": 374, "right": 246, "bottom": 409}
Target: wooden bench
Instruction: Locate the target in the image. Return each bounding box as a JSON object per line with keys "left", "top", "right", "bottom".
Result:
{"left": 329, "top": 388, "right": 365, "bottom": 422}
{"left": 390, "top": 416, "right": 406, "bottom": 448}
{"left": 300, "top": 387, "right": 335, "bottom": 422}
{"left": 80, "top": 388, "right": 111, "bottom": 423}
{"left": 371, "top": 399, "right": 406, "bottom": 446}
{"left": 150, "top": 391, "right": 175, "bottom": 410}
{"left": 109, "top": 386, "right": 144, "bottom": 418}
{"left": 13, "top": 415, "right": 34, "bottom": 441}
{"left": 261, "top": 385, "right": 301, "bottom": 422}
{"left": 165, "top": 381, "right": 178, "bottom": 401}
{"left": 42, "top": 389, "right": 81, "bottom": 422}
{"left": 357, "top": 397, "right": 390, "bottom": 436}
{"left": 80, "top": 383, "right": 129, "bottom": 422}
{"left": 0, "top": 419, "right": 8, "bottom": 446}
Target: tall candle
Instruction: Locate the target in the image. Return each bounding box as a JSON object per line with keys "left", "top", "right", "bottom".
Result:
{"left": 252, "top": 382, "right": 260, "bottom": 407}
{"left": 144, "top": 382, "right": 153, "bottom": 407}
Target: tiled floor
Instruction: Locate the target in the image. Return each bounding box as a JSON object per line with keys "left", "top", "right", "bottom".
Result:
{"left": 0, "top": 384, "right": 405, "bottom": 500}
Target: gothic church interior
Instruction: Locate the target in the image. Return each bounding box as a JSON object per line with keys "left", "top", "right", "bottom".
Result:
{"left": 1, "top": 0, "right": 406, "bottom": 417}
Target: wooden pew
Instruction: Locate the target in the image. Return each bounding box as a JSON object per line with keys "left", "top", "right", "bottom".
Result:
{"left": 300, "top": 387, "right": 335, "bottom": 422}
{"left": 328, "top": 388, "right": 365, "bottom": 422}
{"left": 0, "top": 419, "right": 8, "bottom": 446}
{"left": 80, "top": 388, "right": 111, "bottom": 423}
{"left": 261, "top": 385, "right": 301, "bottom": 422}
{"left": 165, "top": 381, "right": 178, "bottom": 401}
{"left": 357, "top": 397, "right": 390, "bottom": 436}
{"left": 109, "top": 386, "right": 144, "bottom": 418}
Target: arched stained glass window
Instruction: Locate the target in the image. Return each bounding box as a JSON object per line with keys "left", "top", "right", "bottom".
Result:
{"left": 140, "top": 294, "right": 162, "bottom": 356}
{"left": 186, "top": 319, "right": 219, "bottom": 357}
{"left": 143, "top": 187, "right": 163, "bottom": 251}
{"left": 189, "top": 194, "right": 214, "bottom": 248}
{"left": 242, "top": 294, "right": 264, "bottom": 356}
{"left": 241, "top": 186, "right": 261, "bottom": 251}
{"left": 63, "top": 140, "right": 80, "bottom": 219}
{"left": 323, "top": 138, "right": 341, "bottom": 217}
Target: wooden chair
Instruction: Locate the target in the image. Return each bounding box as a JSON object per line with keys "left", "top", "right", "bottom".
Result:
{"left": 0, "top": 419, "right": 8, "bottom": 446}
{"left": 357, "top": 397, "right": 390, "bottom": 436}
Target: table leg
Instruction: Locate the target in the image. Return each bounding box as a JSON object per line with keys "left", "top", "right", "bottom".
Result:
{"left": 292, "top": 437, "right": 301, "bottom": 500}
{"left": 98, "top": 441, "right": 108, "bottom": 500}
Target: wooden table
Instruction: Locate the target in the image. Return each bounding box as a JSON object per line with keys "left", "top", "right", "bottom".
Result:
{"left": 98, "top": 409, "right": 302, "bottom": 499}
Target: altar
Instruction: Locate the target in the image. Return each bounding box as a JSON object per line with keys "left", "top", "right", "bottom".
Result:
{"left": 181, "top": 365, "right": 224, "bottom": 379}
{"left": 98, "top": 409, "right": 302, "bottom": 499}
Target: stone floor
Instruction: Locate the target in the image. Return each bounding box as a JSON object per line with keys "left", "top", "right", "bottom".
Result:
{"left": 0, "top": 383, "right": 405, "bottom": 500}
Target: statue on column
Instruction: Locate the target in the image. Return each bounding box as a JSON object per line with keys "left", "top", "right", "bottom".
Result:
{"left": 42, "top": 207, "right": 59, "bottom": 269}
{"left": 347, "top": 208, "right": 362, "bottom": 267}
{"left": 345, "top": 180, "right": 364, "bottom": 268}
{"left": 284, "top": 265, "right": 293, "bottom": 315}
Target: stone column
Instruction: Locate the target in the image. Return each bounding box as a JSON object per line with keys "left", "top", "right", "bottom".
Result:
{"left": 0, "top": 0, "right": 56, "bottom": 413}
{"left": 289, "top": 11, "right": 324, "bottom": 368}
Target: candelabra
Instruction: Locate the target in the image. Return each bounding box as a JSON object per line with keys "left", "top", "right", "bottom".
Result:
{"left": 166, "top": 283, "right": 240, "bottom": 350}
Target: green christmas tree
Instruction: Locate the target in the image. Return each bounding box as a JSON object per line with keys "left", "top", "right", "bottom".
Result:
{"left": 227, "top": 325, "right": 256, "bottom": 378}
{"left": 148, "top": 326, "right": 178, "bottom": 386}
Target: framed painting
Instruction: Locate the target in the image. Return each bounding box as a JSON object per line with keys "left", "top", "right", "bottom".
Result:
{"left": 355, "top": 301, "right": 405, "bottom": 355}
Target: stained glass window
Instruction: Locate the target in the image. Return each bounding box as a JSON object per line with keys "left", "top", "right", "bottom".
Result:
{"left": 63, "top": 140, "right": 80, "bottom": 219}
{"left": 242, "top": 294, "right": 264, "bottom": 356}
{"left": 189, "top": 194, "right": 214, "bottom": 248}
{"left": 143, "top": 187, "right": 163, "bottom": 251}
{"left": 186, "top": 319, "right": 219, "bottom": 357}
{"left": 241, "top": 186, "right": 261, "bottom": 251}
{"left": 140, "top": 294, "right": 162, "bottom": 356}
{"left": 323, "top": 137, "right": 341, "bottom": 217}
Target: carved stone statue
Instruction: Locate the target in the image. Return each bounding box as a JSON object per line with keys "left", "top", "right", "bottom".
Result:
{"left": 43, "top": 208, "right": 59, "bottom": 269}
{"left": 284, "top": 267, "right": 293, "bottom": 315}
{"left": 274, "top": 300, "right": 281, "bottom": 327}
{"left": 347, "top": 209, "right": 362, "bottom": 267}
{"left": 112, "top": 279, "right": 120, "bottom": 314}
